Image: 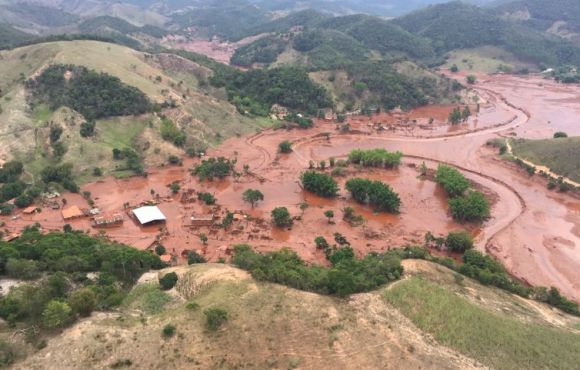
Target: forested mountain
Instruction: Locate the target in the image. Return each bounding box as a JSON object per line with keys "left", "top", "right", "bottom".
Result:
{"left": 0, "top": 23, "right": 34, "bottom": 49}
{"left": 394, "top": 1, "right": 580, "bottom": 67}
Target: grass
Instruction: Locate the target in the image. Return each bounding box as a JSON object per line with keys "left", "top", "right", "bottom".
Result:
{"left": 122, "top": 283, "right": 172, "bottom": 315}
{"left": 444, "top": 46, "right": 527, "bottom": 73}
{"left": 384, "top": 277, "right": 580, "bottom": 370}
{"left": 511, "top": 137, "right": 580, "bottom": 183}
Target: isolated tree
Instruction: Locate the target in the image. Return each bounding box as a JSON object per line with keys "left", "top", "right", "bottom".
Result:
{"left": 553, "top": 132, "right": 568, "bottom": 138}
{"left": 466, "top": 75, "right": 477, "bottom": 84}
{"left": 450, "top": 64, "right": 459, "bottom": 73}
{"left": 324, "top": 210, "right": 334, "bottom": 224}
{"left": 271, "top": 207, "right": 293, "bottom": 228}
{"left": 199, "top": 233, "right": 208, "bottom": 245}
{"left": 242, "top": 189, "right": 264, "bottom": 208}
{"left": 278, "top": 140, "right": 292, "bottom": 153}
{"left": 169, "top": 182, "right": 180, "bottom": 194}
{"left": 159, "top": 272, "right": 178, "bottom": 290}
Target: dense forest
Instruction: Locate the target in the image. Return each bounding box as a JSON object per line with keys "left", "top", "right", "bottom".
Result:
{"left": 26, "top": 64, "right": 152, "bottom": 121}
{"left": 211, "top": 66, "right": 332, "bottom": 116}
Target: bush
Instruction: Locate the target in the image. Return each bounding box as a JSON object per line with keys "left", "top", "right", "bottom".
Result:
{"left": 79, "top": 121, "right": 95, "bottom": 138}
{"left": 92, "top": 167, "right": 102, "bottom": 177}
{"left": 445, "top": 232, "right": 474, "bottom": 252}
{"left": 155, "top": 245, "right": 166, "bottom": 256}
{"left": 68, "top": 288, "right": 97, "bottom": 317}
{"left": 160, "top": 118, "right": 186, "bottom": 147}
{"left": 345, "top": 178, "right": 401, "bottom": 213}
{"left": 553, "top": 132, "right": 568, "bottom": 138}
{"left": 162, "top": 324, "right": 176, "bottom": 338}
{"left": 159, "top": 272, "right": 178, "bottom": 290}
{"left": 168, "top": 155, "right": 181, "bottom": 165}
{"left": 187, "top": 251, "right": 207, "bottom": 264}
{"left": 301, "top": 171, "right": 339, "bottom": 198}
{"left": 42, "top": 300, "right": 72, "bottom": 329}
{"left": 435, "top": 165, "right": 469, "bottom": 197}
{"left": 271, "top": 207, "right": 293, "bottom": 228}
{"left": 449, "top": 191, "right": 490, "bottom": 222}
{"left": 197, "top": 192, "right": 216, "bottom": 205}
{"left": 204, "top": 308, "right": 228, "bottom": 331}
{"left": 278, "top": 140, "right": 292, "bottom": 153}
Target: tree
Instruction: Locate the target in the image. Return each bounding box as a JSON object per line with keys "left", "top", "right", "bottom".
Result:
{"left": 345, "top": 178, "right": 401, "bottom": 213}
{"left": 42, "top": 300, "right": 72, "bottom": 329}
{"left": 448, "top": 107, "right": 462, "bottom": 125}
{"left": 554, "top": 132, "right": 568, "bottom": 138}
{"left": 204, "top": 308, "right": 228, "bottom": 331}
{"left": 450, "top": 64, "right": 459, "bottom": 72}
{"left": 79, "top": 121, "right": 96, "bottom": 138}
{"left": 242, "top": 189, "right": 264, "bottom": 208}
{"left": 324, "top": 210, "right": 334, "bottom": 224}
{"left": 155, "top": 245, "right": 166, "bottom": 256}
{"left": 169, "top": 182, "right": 180, "bottom": 194}
{"left": 314, "top": 236, "right": 329, "bottom": 250}
{"left": 162, "top": 324, "right": 176, "bottom": 338}
{"left": 462, "top": 106, "right": 471, "bottom": 121}
{"left": 300, "top": 171, "right": 339, "bottom": 198}
{"left": 466, "top": 75, "right": 477, "bottom": 84}
{"left": 92, "top": 167, "right": 102, "bottom": 177}
{"left": 222, "top": 211, "right": 234, "bottom": 229}
{"left": 68, "top": 288, "right": 97, "bottom": 317}
{"left": 271, "top": 207, "right": 293, "bottom": 228}
{"left": 445, "top": 232, "right": 474, "bottom": 252}
{"left": 449, "top": 191, "right": 490, "bottom": 222}
{"left": 198, "top": 192, "right": 216, "bottom": 205}
{"left": 159, "top": 272, "right": 178, "bottom": 290}
{"left": 187, "top": 251, "right": 207, "bottom": 264}
{"left": 199, "top": 234, "right": 208, "bottom": 245}
{"left": 278, "top": 140, "right": 292, "bottom": 153}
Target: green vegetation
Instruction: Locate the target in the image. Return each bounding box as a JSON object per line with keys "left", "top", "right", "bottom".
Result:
{"left": 271, "top": 207, "right": 293, "bottom": 228}
{"left": 300, "top": 171, "right": 339, "bottom": 198}
{"left": 162, "top": 324, "right": 176, "bottom": 338}
{"left": 232, "top": 244, "right": 403, "bottom": 297}
{"left": 159, "top": 272, "right": 178, "bottom": 291}
{"left": 187, "top": 251, "right": 207, "bottom": 265}
{"left": 211, "top": 67, "right": 331, "bottom": 116}
{"left": 198, "top": 192, "right": 216, "bottom": 205}
{"left": 345, "top": 178, "right": 401, "bottom": 213}
{"left": 242, "top": 189, "right": 264, "bottom": 208}
{"left": 511, "top": 137, "right": 580, "bottom": 183}
{"left": 160, "top": 117, "right": 186, "bottom": 147}
{"left": 231, "top": 35, "right": 288, "bottom": 67}
{"left": 385, "top": 277, "right": 580, "bottom": 369}
{"left": 435, "top": 165, "right": 470, "bottom": 198}
{"left": 449, "top": 191, "right": 490, "bottom": 222}
{"left": 554, "top": 131, "right": 568, "bottom": 138}
{"left": 204, "top": 308, "right": 229, "bottom": 331}
{"left": 348, "top": 149, "right": 403, "bottom": 168}
{"left": 0, "top": 230, "right": 163, "bottom": 332}
{"left": 193, "top": 157, "right": 235, "bottom": 181}
{"left": 278, "top": 140, "right": 293, "bottom": 154}
{"left": 26, "top": 64, "right": 151, "bottom": 121}
{"left": 0, "top": 24, "right": 35, "bottom": 50}
{"left": 445, "top": 232, "right": 474, "bottom": 252}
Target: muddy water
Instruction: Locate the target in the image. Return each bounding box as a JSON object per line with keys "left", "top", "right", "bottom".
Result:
{"left": 1, "top": 73, "right": 579, "bottom": 300}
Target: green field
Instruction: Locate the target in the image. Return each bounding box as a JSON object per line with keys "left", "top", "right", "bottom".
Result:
{"left": 385, "top": 277, "right": 580, "bottom": 370}
{"left": 444, "top": 46, "right": 531, "bottom": 73}
{"left": 511, "top": 137, "right": 580, "bottom": 183}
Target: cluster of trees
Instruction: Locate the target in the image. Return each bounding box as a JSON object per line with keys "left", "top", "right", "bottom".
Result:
{"left": 345, "top": 178, "right": 401, "bottom": 213}
{"left": 26, "top": 64, "right": 151, "bottom": 121}
{"left": 232, "top": 244, "right": 403, "bottom": 297}
{"left": 0, "top": 229, "right": 164, "bottom": 331}
{"left": 278, "top": 140, "right": 293, "bottom": 153}
{"left": 300, "top": 171, "right": 339, "bottom": 198}
{"left": 160, "top": 117, "right": 186, "bottom": 147}
{"left": 284, "top": 113, "right": 314, "bottom": 129}
{"left": 231, "top": 35, "right": 288, "bottom": 67}
{"left": 271, "top": 207, "right": 293, "bottom": 228}
{"left": 0, "top": 161, "right": 32, "bottom": 210}
{"left": 348, "top": 149, "right": 403, "bottom": 168}
{"left": 40, "top": 163, "right": 79, "bottom": 193}
{"left": 210, "top": 66, "right": 332, "bottom": 116}
{"left": 426, "top": 231, "right": 474, "bottom": 252}
{"left": 112, "top": 147, "right": 145, "bottom": 176}
{"left": 448, "top": 106, "right": 471, "bottom": 125}
{"left": 193, "top": 157, "right": 234, "bottom": 181}
{"left": 435, "top": 165, "right": 489, "bottom": 222}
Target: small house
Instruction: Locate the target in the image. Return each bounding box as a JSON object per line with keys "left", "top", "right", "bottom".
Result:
{"left": 62, "top": 205, "right": 84, "bottom": 220}
{"left": 132, "top": 206, "right": 167, "bottom": 226}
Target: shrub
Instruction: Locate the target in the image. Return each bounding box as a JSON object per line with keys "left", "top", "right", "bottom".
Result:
{"left": 314, "top": 236, "right": 330, "bottom": 250}
{"left": 435, "top": 165, "right": 470, "bottom": 197}
{"left": 204, "top": 308, "right": 228, "bottom": 331}
{"left": 68, "top": 288, "right": 97, "bottom": 317}
{"left": 553, "top": 132, "right": 568, "bottom": 138}
{"left": 449, "top": 191, "right": 490, "bottom": 222}
{"left": 345, "top": 178, "right": 401, "bottom": 213}
{"left": 162, "top": 324, "right": 176, "bottom": 338}
{"left": 92, "top": 167, "right": 102, "bottom": 177}
{"left": 155, "top": 245, "right": 166, "bottom": 256}
{"left": 159, "top": 272, "right": 178, "bottom": 290}
{"left": 272, "top": 207, "right": 293, "bottom": 228}
{"left": 42, "top": 300, "right": 72, "bottom": 329}
{"left": 278, "top": 140, "right": 292, "bottom": 153}
{"left": 168, "top": 155, "right": 181, "bottom": 165}
{"left": 300, "top": 171, "right": 339, "bottom": 198}
{"left": 187, "top": 251, "right": 207, "bottom": 264}
{"left": 79, "top": 121, "right": 95, "bottom": 138}
{"left": 466, "top": 75, "right": 477, "bottom": 84}
{"left": 445, "top": 232, "right": 474, "bottom": 252}
{"left": 198, "top": 192, "right": 216, "bottom": 205}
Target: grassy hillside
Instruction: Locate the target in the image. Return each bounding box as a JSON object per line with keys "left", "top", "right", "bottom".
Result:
{"left": 0, "top": 40, "right": 272, "bottom": 183}
{"left": 394, "top": 2, "right": 580, "bottom": 68}
{"left": 0, "top": 23, "right": 35, "bottom": 49}
{"left": 510, "top": 137, "right": 580, "bottom": 183}
{"left": 9, "top": 260, "right": 580, "bottom": 369}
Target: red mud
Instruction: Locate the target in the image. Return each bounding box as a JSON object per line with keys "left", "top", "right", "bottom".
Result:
{"left": 1, "top": 73, "right": 579, "bottom": 301}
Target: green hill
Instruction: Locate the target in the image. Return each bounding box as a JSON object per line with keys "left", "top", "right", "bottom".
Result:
{"left": 394, "top": 1, "right": 580, "bottom": 68}
{"left": 0, "top": 23, "right": 35, "bottom": 49}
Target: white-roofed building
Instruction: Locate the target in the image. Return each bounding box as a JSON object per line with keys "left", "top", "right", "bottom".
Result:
{"left": 132, "top": 206, "right": 167, "bottom": 225}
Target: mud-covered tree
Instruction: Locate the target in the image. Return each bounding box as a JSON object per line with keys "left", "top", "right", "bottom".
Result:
{"left": 278, "top": 140, "right": 292, "bottom": 153}
{"left": 193, "top": 157, "right": 234, "bottom": 181}
{"left": 449, "top": 191, "right": 490, "bottom": 222}
{"left": 314, "top": 236, "right": 330, "bottom": 250}
{"left": 345, "top": 178, "right": 401, "bottom": 213}
{"left": 271, "top": 207, "right": 293, "bottom": 228}
{"left": 435, "top": 165, "right": 469, "bottom": 197}
{"left": 300, "top": 171, "right": 339, "bottom": 198}
{"left": 155, "top": 245, "right": 166, "bottom": 256}
{"left": 445, "top": 232, "right": 474, "bottom": 252}
{"left": 466, "top": 75, "right": 477, "bottom": 84}
{"left": 242, "top": 189, "right": 264, "bottom": 208}
{"left": 199, "top": 233, "right": 208, "bottom": 245}
{"left": 324, "top": 210, "right": 334, "bottom": 224}
{"left": 448, "top": 107, "right": 462, "bottom": 125}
